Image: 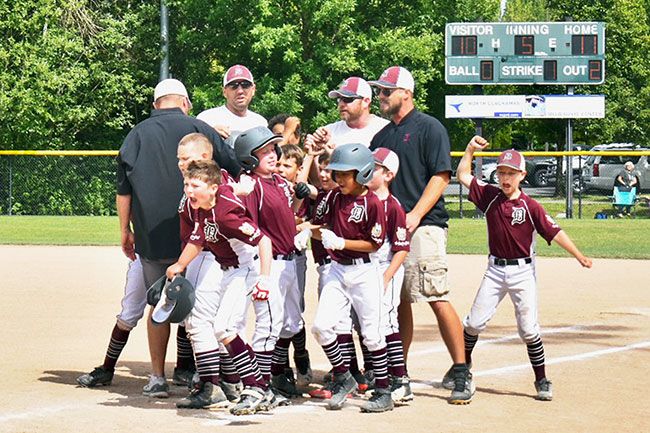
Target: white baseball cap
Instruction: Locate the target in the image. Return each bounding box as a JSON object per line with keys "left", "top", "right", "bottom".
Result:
{"left": 154, "top": 79, "right": 191, "bottom": 103}
{"left": 327, "top": 77, "right": 372, "bottom": 99}
{"left": 368, "top": 66, "right": 415, "bottom": 91}
{"left": 497, "top": 149, "right": 526, "bottom": 171}
{"left": 373, "top": 147, "right": 400, "bottom": 175}
{"left": 223, "top": 64, "right": 254, "bottom": 86}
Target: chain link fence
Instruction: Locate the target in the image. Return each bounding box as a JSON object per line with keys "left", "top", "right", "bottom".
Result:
{"left": 0, "top": 154, "right": 117, "bottom": 216}
{"left": 1, "top": 151, "right": 648, "bottom": 217}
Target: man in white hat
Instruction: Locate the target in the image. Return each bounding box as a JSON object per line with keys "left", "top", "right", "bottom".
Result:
{"left": 104, "top": 78, "right": 238, "bottom": 397}
{"left": 306, "top": 76, "right": 388, "bottom": 150}
{"left": 197, "top": 65, "right": 267, "bottom": 142}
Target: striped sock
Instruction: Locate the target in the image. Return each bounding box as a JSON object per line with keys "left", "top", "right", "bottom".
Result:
{"left": 336, "top": 334, "right": 354, "bottom": 369}
{"left": 386, "top": 333, "right": 407, "bottom": 377}
{"left": 102, "top": 325, "right": 130, "bottom": 371}
{"left": 526, "top": 335, "right": 546, "bottom": 381}
{"left": 271, "top": 338, "right": 291, "bottom": 375}
{"left": 322, "top": 340, "right": 347, "bottom": 374}
{"left": 195, "top": 349, "right": 220, "bottom": 385}
{"left": 176, "top": 326, "right": 195, "bottom": 370}
{"left": 246, "top": 344, "right": 266, "bottom": 387}
{"left": 255, "top": 350, "right": 273, "bottom": 383}
{"left": 370, "top": 347, "right": 390, "bottom": 389}
{"left": 219, "top": 349, "right": 240, "bottom": 383}
{"left": 291, "top": 327, "right": 307, "bottom": 356}
{"left": 227, "top": 336, "right": 262, "bottom": 388}
{"left": 464, "top": 329, "right": 479, "bottom": 365}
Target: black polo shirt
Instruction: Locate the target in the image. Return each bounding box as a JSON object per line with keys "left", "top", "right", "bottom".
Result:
{"left": 116, "top": 107, "right": 239, "bottom": 260}
{"left": 370, "top": 109, "right": 452, "bottom": 228}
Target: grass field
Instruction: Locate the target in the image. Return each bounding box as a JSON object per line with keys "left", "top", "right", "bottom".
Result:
{"left": 1, "top": 215, "right": 648, "bottom": 259}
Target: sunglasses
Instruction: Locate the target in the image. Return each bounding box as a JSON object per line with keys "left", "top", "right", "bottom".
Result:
{"left": 226, "top": 81, "right": 253, "bottom": 90}
{"left": 373, "top": 87, "right": 398, "bottom": 97}
{"left": 337, "top": 96, "right": 362, "bottom": 104}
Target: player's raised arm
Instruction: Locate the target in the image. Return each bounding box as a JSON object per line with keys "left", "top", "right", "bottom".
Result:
{"left": 457, "top": 136, "right": 489, "bottom": 189}
{"left": 551, "top": 230, "right": 593, "bottom": 268}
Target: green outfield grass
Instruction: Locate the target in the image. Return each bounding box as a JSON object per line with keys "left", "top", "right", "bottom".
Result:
{"left": 0, "top": 215, "right": 648, "bottom": 259}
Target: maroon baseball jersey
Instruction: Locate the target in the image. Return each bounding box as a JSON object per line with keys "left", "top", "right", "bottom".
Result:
{"left": 243, "top": 173, "right": 297, "bottom": 256}
{"left": 313, "top": 188, "right": 386, "bottom": 262}
{"left": 468, "top": 178, "right": 561, "bottom": 259}
{"left": 377, "top": 194, "right": 410, "bottom": 261}
{"left": 186, "top": 184, "right": 262, "bottom": 267}
{"left": 308, "top": 190, "right": 332, "bottom": 264}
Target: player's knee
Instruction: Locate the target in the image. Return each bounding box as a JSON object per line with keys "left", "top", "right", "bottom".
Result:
{"left": 311, "top": 321, "right": 333, "bottom": 346}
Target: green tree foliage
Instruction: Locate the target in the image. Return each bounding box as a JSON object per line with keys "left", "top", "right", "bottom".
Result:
{"left": 0, "top": 1, "right": 159, "bottom": 150}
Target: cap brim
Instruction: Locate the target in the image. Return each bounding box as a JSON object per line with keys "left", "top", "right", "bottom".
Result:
{"left": 328, "top": 89, "right": 358, "bottom": 99}
{"left": 367, "top": 80, "right": 398, "bottom": 88}
{"left": 497, "top": 163, "right": 524, "bottom": 171}
{"left": 224, "top": 78, "right": 254, "bottom": 86}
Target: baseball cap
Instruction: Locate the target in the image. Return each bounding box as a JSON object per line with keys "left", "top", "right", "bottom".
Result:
{"left": 223, "top": 64, "right": 254, "bottom": 86}
{"left": 154, "top": 79, "right": 190, "bottom": 102}
{"left": 373, "top": 147, "right": 400, "bottom": 175}
{"left": 368, "top": 66, "right": 414, "bottom": 91}
{"left": 327, "top": 77, "right": 372, "bottom": 99}
{"left": 497, "top": 149, "right": 526, "bottom": 171}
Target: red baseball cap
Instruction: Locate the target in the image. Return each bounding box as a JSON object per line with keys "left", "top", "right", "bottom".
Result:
{"left": 368, "top": 66, "right": 414, "bottom": 91}
{"left": 328, "top": 77, "right": 372, "bottom": 99}
{"left": 373, "top": 147, "right": 400, "bottom": 174}
{"left": 497, "top": 149, "right": 526, "bottom": 171}
{"left": 223, "top": 65, "right": 254, "bottom": 86}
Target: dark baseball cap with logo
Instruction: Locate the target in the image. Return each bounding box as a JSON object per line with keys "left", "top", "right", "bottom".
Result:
{"left": 497, "top": 149, "right": 526, "bottom": 171}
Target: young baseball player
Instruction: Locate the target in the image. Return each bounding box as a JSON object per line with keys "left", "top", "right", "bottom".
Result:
{"left": 366, "top": 147, "right": 412, "bottom": 404}
{"left": 166, "top": 159, "right": 274, "bottom": 415}
{"left": 234, "top": 126, "right": 303, "bottom": 401}
{"left": 308, "top": 143, "right": 393, "bottom": 413}
{"left": 456, "top": 137, "right": 593, "bottom": 402}
{"left": 277, "top": 143, "right": 313, "bottom": 388}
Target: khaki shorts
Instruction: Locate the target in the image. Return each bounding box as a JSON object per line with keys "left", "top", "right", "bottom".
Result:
{"left": 402, "top": 225, "right": 450, "bottom": 303}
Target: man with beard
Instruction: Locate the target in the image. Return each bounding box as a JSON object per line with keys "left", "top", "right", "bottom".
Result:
{"left": 369, "top": 66, "right": 474, "bottom": 405}
{"left": 305, "top": 77, "right": 388, "bottom": 149}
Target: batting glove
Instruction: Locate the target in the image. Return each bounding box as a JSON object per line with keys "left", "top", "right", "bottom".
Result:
{"left": 294, "top": 182, "right": 311, "bottom": 199}
{"left": 230, "top": 174, "right": 255, "bottom": 196}
{"left": 320, "top": 228, "right": 345, "bottom": 250}
{"left": 294, "top": 228, "right": 312, "bottom": 251}
{"left": 251, "top": 275, "right": 271, "bottom": 301}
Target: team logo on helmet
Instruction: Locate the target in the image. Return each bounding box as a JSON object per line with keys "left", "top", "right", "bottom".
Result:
{"left": 348, "top": 203, "right": 366, "bottom": 223}
{"left": 511, "top": 207, "right": 526, "bottom": 225}
{"left": 204, "top": 220, "right": 220, "bottom": 242}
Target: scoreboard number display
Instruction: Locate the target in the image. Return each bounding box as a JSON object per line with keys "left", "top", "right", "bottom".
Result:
{"left": 445, "top": 22, "right": 605, "bottom": 85}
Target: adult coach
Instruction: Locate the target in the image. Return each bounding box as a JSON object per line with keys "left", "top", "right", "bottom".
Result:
{"left": 117, "top": 78, "right": 239, "bottom": 395}
{"left": 197, "top": 64, "right": 267, "bottom": 141}
{"left": 306, "top": 76, "right": 388, "bottom": 149}
{"left": 368, "top": 66, "right": 473, "bottom": 404}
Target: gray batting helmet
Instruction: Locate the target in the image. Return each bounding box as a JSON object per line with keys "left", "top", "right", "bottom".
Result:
{"left": 326, "top": 143, "right": 375, "bottom": 185}
{"left": 234, "top": 126, "right": 282, "bottom": 171}
{"left": 151, "top": 276, "right": 196, "bottom": 325}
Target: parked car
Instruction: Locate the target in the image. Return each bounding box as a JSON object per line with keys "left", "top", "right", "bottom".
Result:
{"left": 525, "top": 157, "right": 556, "bottom": 187}
{"left": 479, "top": 157, "right": 498, "bottom": 183}
{"left": 581, "top": 143, "right": 650, "bottom": 192}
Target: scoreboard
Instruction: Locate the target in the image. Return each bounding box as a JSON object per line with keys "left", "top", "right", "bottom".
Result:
{"left": 445, "top": 22, "right": 605, "bottom": 85}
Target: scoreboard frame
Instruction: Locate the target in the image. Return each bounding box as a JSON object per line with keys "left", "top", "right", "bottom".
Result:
{"left": 445, "top": 21, "right": 605, "bottom": 85}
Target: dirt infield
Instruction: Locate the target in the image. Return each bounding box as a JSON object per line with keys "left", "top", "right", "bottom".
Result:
{"left": 1, "top": 245, "right": 648, "bottom": 433}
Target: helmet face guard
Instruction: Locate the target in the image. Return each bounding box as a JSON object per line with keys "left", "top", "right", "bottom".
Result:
{"left": 234, "top": 126, "right": 282, "bottom": 171}
{"left": 326, "top": 143, "right": 375, "bottom": 185}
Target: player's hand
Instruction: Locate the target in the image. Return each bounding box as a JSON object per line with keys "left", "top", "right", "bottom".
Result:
{"left": 251, "top": 276, "right": 271, "bottom": 301}
{"left": 214, "top": 124, "right": 231, "bottom": 139}
{"left": 467, "top": 135, "right": 489, "bottom": 152}
{"left": 294, "top": 228, "right": 312, "bottom": 251}
{"left": 320, "top": 228, "right": 345, "bottom": 250}
{"left": 166, "top": 262, "right": 184, "bottom": 280}
{"left": 231, "top": 174, "right": 255, "bottom": 196}
{"left": 304, "top": 137, "right": 325, "bottom": 156}
{"left": 577, "top": 255, "right": 593, "bottom": 268}
{"left": 312, "top": 127, "right": 331, "bottom": 145}
{"left": 294, "top": 182, "right": 311, "bottom": 199}
{"left": 405, "top": 211, "right": 422, "bottom": 234}
{"left": 121, "top": 229, "right": 136, "bottom": 261}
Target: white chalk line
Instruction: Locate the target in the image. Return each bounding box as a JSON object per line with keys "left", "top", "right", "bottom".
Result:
{"left": 2, "top": 328, "right": 648, "bottom": 425}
